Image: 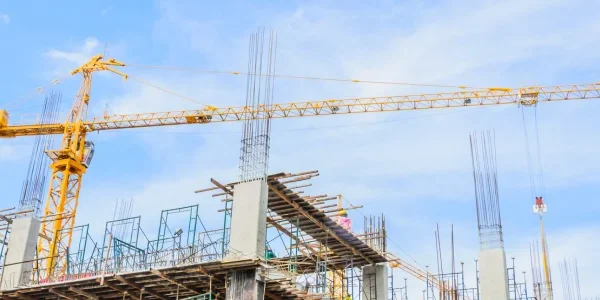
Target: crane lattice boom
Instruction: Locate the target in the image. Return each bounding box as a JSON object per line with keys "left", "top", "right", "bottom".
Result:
{"left": 2, "top": 82, "right": 599, "bottom": 138}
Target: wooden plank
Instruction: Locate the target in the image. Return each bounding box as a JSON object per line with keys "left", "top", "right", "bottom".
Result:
{"left": 265, "top": 290, "right": 283, "bottom": 300}
{"left": 14, "top": 292, "right": 35, "bottom": 300}
{"left": 98, "top": 279, "right": 140, "bottom": 300}
{"left": 268, "top": 183, "right": 374, "bottom": 265}
{"left": 210, "top": 178, "right": 233, "bottom": 196}
{"left": 115, "top": 275, "right": 168, "bottom": 300}
{"left": 151, "top": 269, "right": 203, "bottom": 294}
{"left": 49, "top": 288, "right": 76, "bottom": 300}
{"left": 68, "top": 287, "right": 99, "bottom": 300}
{"left": 266, "top": 216, "right": 319, "bottom": 262}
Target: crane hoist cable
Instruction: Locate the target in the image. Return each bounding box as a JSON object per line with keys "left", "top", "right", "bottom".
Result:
{"left": 2, "top": 63, "right": 493, "bottom": 112}
{"left": 523, "top": 105, "right": 553, "bottom": 299}
{"left": 6, "top": 73, "right": 209, "bottom": 115}
{"left": 2, "top": 74, "right": 70, "bottom": 110}
{"left": 533, "top": 107, "right": 546, "bottom": 198}
{"left": 521, "top": 106, "right": 538, "bottom": 200}
{"left": 127, "top": 75, "right": 208, "bottom": 106}
{"left": 126, "top": 64, "right": 478, "bottom": 89}
{"left": 520, "top": 106, "right": 546, "bottom": 199}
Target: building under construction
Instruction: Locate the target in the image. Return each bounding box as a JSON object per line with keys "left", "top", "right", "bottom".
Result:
{"left": 1, "top": 25, "right": 598, "bottom": 299}
{"left": 0, "top": 170, "right": 400, "bottom": 299}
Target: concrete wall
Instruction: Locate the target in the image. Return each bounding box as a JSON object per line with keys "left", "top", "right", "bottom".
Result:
{"left": 362, "top": 264, "right": 389, "bottom": 300}
{"left": 1, "top": 217, "right": 40, "bottom": 290}
{"left": 227, "top": 180, "right": 268, "bottom": 260}
{"left": 479, "top": 248, "right": 510, "bottom": 300}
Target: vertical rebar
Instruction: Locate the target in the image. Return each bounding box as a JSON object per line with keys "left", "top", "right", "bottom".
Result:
{"left": 19, "top": 92, "right": 62, "bottom": 217}
{"left": 239, "top": 28, "right": 277, "bottom": 182}
{"left": 469, "top": 130, "right": 504, "bottom": 250}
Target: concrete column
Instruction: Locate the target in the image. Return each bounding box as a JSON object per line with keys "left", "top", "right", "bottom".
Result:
{"left": 1, "top": 217, "right": 40, "bottom": 290}
{"left": 479, "top": 248, "right": 510, "bottom": 300}
{"left": 226, "top": 180, "right": 268, "bottom": 260}
{"left": 362, "top": 264, "right": 389, "bottom": 300}
{"left": 226, "top": 269, "right": 265, "bottom": 300}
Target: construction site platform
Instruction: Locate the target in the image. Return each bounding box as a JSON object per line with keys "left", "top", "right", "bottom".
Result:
{"left": 0, "top": 259, "right": 306, "bottom": 299}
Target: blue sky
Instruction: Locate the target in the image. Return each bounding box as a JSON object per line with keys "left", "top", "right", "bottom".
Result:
{"left": 1, "top": 0, "right": 600, "bottom": 298}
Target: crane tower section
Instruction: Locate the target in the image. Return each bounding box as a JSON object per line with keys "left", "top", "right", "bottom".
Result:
{"left": 36, "top": 55, "right": 127, "bottom": 278}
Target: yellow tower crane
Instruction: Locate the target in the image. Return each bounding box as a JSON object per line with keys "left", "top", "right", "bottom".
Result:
{"left": 1, "top": 55, "right": 600, "bottom": 282}
{"left": 1, "top": 55, "right": 127, "bottom": 277}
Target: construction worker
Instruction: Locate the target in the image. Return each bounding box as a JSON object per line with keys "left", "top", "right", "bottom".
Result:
{"left": 337, "top": 209, "right": 352, "bottom": 231}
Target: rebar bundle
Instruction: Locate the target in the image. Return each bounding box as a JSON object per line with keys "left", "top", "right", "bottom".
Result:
{"left": 111, "top": 198, "right": 135, "bottom": 241}
{"left": 362, "top": 214, "right": 386, "bottom": 252}
{"left": 469, "top": 130, "right": 504, "bottom": 250}
{"left": 19, "top": 92, "right": 62, "bottom": 217}
{"left": 238, "top": 28, "right": 277, "bottom": 182}
{"left": 559, "top": 258, "right": 581, "bottom": 300}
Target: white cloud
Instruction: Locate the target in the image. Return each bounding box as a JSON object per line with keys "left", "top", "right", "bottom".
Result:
{"left": 45, "top": 37, "right": 100, "bottom": 65}
{"left": 42, "top": 37, "right": 126, "bottom": 80}
{"left": 0, "top": 144, "right": 15, "bottom": 160}
{"left": 100, "top": 6, "right": 111, "bottom": 16}
{"left": 0, "top": 13, "right": 9, "bottom": 25}
{"left": 0, "top": 139, "right": 31, "bottom": 162}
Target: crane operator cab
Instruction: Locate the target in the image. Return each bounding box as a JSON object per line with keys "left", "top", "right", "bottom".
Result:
{"left": 81, "top": 141, "right": 95, "bottom": 168}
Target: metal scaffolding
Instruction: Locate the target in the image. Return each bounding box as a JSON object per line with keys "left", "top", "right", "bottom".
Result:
{"left": 0, "top": 171, "right": 421, "bottom": 299}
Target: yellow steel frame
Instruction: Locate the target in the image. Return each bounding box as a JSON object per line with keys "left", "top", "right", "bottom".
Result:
{"left": 35, "top": 55, "right": 126, "bottom": 278}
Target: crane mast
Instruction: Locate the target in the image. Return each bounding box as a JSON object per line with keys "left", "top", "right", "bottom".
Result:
{"left": 36, "top": 55, "right": 126, "bottom": 277}
{"left": 0, "top": 55, "right": 599, "bottom": 281}
{"left": 534, "top": 196, "right": 553, "bottom": 299}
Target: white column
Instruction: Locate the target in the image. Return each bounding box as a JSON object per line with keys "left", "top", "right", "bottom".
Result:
{"left": 226, "top": 180, "right": 268, "bottom": 260}
{"left": 1, "top": 217, "right": 40, "bottom": 290}
{"left": 362, "top": 264, "right": 389, "bottom": 300}
{"left": 479, "top": 248, "right": 510, "bottom": 300}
